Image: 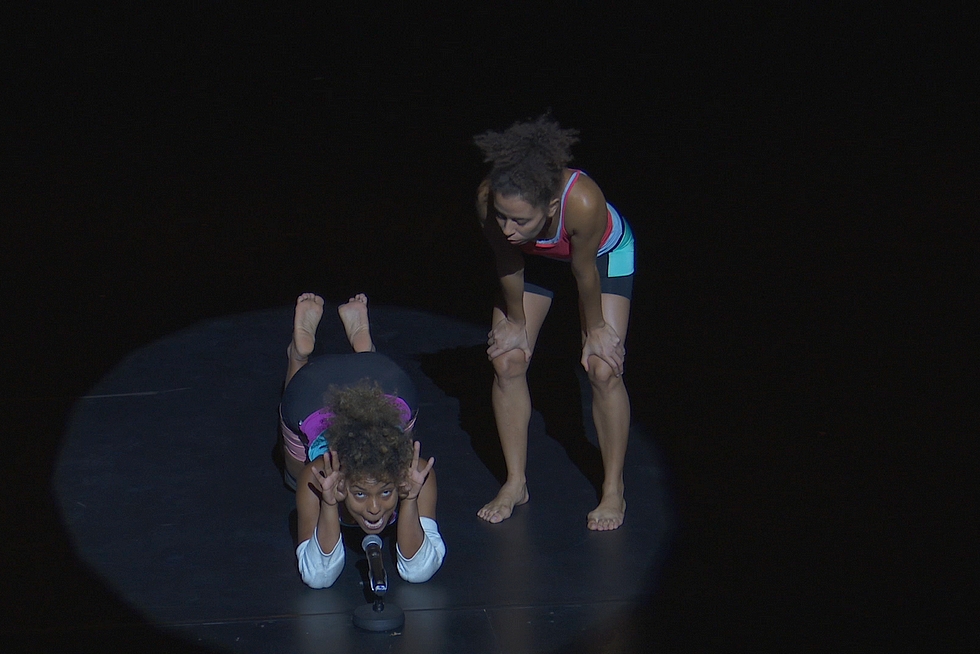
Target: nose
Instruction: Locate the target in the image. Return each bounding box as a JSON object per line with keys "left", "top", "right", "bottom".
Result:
{"left": 367, "top": 496, "right": 382, "bottom": 516}
{"left": 501, "top": 219, "right": 517, "bottom": 237}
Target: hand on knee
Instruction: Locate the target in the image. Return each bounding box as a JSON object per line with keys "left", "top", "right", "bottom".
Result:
{"left": 586, "top": 355, "right": 620, "bottom": 386}
{"left": 492, "top": 348, "right": 532, "bottom": 380}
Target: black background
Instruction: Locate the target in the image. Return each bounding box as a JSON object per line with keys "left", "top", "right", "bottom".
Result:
{"left": 3, "top": 3, "right": 977, "bottom": 652}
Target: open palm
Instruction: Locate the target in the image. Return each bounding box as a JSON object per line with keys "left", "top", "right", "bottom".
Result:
{"left": 400, "top": 441, "right": 434, "bottom": 501}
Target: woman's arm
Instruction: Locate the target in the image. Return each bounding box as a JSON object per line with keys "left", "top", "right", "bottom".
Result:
{"left": 477, "top": 181, "right": 532, "bottom": 361}
{"left": 395, "top": 441, "right": 436, "bottom": 558}
{"left": 565, "top": 179, "right": 625, "bottom": 375}
{"left": 295, "top": 454, "right": 346, "bottom": 587}
{"left": 395, "top": 442, "right": 445, "bottom": 582}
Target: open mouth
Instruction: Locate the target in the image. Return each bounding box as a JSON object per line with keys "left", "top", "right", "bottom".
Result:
{"left": 362, "top": 516, "right": 386, "bottom": 530}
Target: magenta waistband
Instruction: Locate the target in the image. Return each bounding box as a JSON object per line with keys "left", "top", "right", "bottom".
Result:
{"left": 299, "top": 395, "right": 413, "bottom": 446}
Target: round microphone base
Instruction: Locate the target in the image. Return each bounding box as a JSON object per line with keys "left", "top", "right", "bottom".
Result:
{"left": 353, "top": 602, "right": 405, "bottom": 632}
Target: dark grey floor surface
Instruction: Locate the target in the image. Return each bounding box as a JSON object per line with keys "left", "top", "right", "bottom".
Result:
{"left": 6, "top": 7, "right": 975, "bottom": 652}
{"left": 52, "top": 305, "right": 672, "bottom": 653}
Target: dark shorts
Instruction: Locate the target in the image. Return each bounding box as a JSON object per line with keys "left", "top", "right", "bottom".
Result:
{"left": 523, "top": 250, "right": 635, "bottom": 300}
{"left": 524, "top": 218, "right": 635, "bottom": 300}
{"left": 280, "top": 352, "right": 417, "bottom": 435}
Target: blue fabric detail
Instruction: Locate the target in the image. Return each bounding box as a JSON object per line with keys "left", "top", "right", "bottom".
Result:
{"left": 607, "top": 221, "right": 634, "bottom": 277}
{"left": 308, "top": 433, "right": 330, "bottom": 462}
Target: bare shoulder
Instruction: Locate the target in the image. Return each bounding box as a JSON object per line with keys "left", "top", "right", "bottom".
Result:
{"left": 475, "top": 178, "right": 491, "bottom": 222}
{"left": 477, "top": 177, "right": 491, "bottom": 197}
{"left": 564, "top": 172, "right": 607, "bottom": 232}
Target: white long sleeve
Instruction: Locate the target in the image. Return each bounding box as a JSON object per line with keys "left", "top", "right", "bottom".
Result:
{"left": 296, "top": 526, "right": 345, "bottom": 588}
{"left": 396, "top": 516, "right": 446, "bottom": 583}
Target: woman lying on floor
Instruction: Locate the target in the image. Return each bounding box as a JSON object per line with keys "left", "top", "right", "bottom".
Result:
{"left": 278, "top": 292, "right": 445, "bottom": 588}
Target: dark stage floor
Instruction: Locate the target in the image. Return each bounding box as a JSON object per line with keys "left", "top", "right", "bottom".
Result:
{"left": 4, "top": 5, "right": 976, "bottom": 654}
{"left": 50, "top": 302, "right": 671, "bottom": 654}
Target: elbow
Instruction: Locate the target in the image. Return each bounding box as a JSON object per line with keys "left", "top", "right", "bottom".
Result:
{"left": 571, "top": 262, "right": 599, "bottom": 283}
{"left": 296, "top": 533, "right": 345, "bottom": 589}
{"left": 397, "top": 554, "right": 444, "bottom": 583}
{"left": 395, "top": 529, "right": 446, "bottom": 583}
{"left": 300, "top": 568, "right": 339, "bottom": 589}
{"left": 399, "top": 568, "right": 436, "bottom": 584}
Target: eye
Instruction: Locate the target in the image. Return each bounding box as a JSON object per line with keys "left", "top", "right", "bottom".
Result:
{"left": 381, "top": 490, "right": 393, "bottom": 498}
{"left": 353, "top": 492, "right": 366, "bottom": 499}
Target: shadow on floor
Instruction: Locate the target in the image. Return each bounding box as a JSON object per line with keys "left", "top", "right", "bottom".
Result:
{"left": 419, "top": 341, "right": 605, "bottom": 498}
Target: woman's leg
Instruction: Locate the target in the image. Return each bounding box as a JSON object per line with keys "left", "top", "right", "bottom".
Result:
{"left": 286, "top": 292, "right": 374, "bottom": 387}
{"left": 283, "top": 292, "right": 377, "bottom": 483}
{"left": 336, "top": 293, "right": 375, "bottom": 354}
{"left": 282, "top": 293, "right": 324, "bottom": 483}
{"left": 478, "top": 291, "right": 553, "bottom": 523}
{"left": 285, "top": 293, "right": 324, "bottom": 388}
{"left": 581, "top": 293, "right": 632, "bottom": 531}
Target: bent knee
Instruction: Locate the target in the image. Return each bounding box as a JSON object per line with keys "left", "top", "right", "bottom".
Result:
{"left": 586, "top": 356, "right": 622, "bottom": 386}
{"left": 492, "top": 349, "right": 531, "bottom": 378}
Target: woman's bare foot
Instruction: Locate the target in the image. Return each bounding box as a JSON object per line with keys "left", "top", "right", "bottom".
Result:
{"left": 587, "top": 493, "right": 626, "bottom": 531}
{"left": 338, "top": 293, "right": 375, "bottom": 353}
{"left": 477, "top": 481, "right": 529, "bottom": 524}
{"left": 291, "top": 293, "right": 324, "bottom": 360}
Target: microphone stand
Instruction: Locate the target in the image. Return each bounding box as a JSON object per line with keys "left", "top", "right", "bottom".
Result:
{"left": 353, "top": 534, "right": 405, "bottom": 631}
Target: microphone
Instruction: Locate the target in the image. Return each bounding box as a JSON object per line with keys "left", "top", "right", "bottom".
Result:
{"left": 353, "top": 534, "right": 404, "bottom": 630}
{"left": 362, "top": 535, "right": 387, "bottom": 595}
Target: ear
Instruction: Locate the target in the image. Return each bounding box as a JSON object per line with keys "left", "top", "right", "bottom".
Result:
{"left": 547, "top": 196, "right": 560, "bottom": 218}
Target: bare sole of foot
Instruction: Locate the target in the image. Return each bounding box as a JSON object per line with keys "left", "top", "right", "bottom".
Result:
{"left": 337, "top": 293, "right": 374, "bottom": 353}
{"left": 292, "top": 293, "right": 324, "bottom": 359}
{"left": 477, "top": 484, "right": 529, "bottom": 524}
{"left": 587, "top": 497, "right": 626, "bottom": 531}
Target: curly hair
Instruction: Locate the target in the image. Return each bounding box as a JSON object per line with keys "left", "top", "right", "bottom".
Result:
{"left": 325, "top": 382, "right": 414, "bottom": 485}
{"left": 473, "top": 113, "right": 580, "bottom": 209}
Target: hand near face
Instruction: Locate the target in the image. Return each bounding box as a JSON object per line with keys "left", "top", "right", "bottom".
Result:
{"left": 311, "top": 450, "right": 345, "bottom": 506}
{"left": 399, "top": 440, "right": 435, "bottom": 502}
